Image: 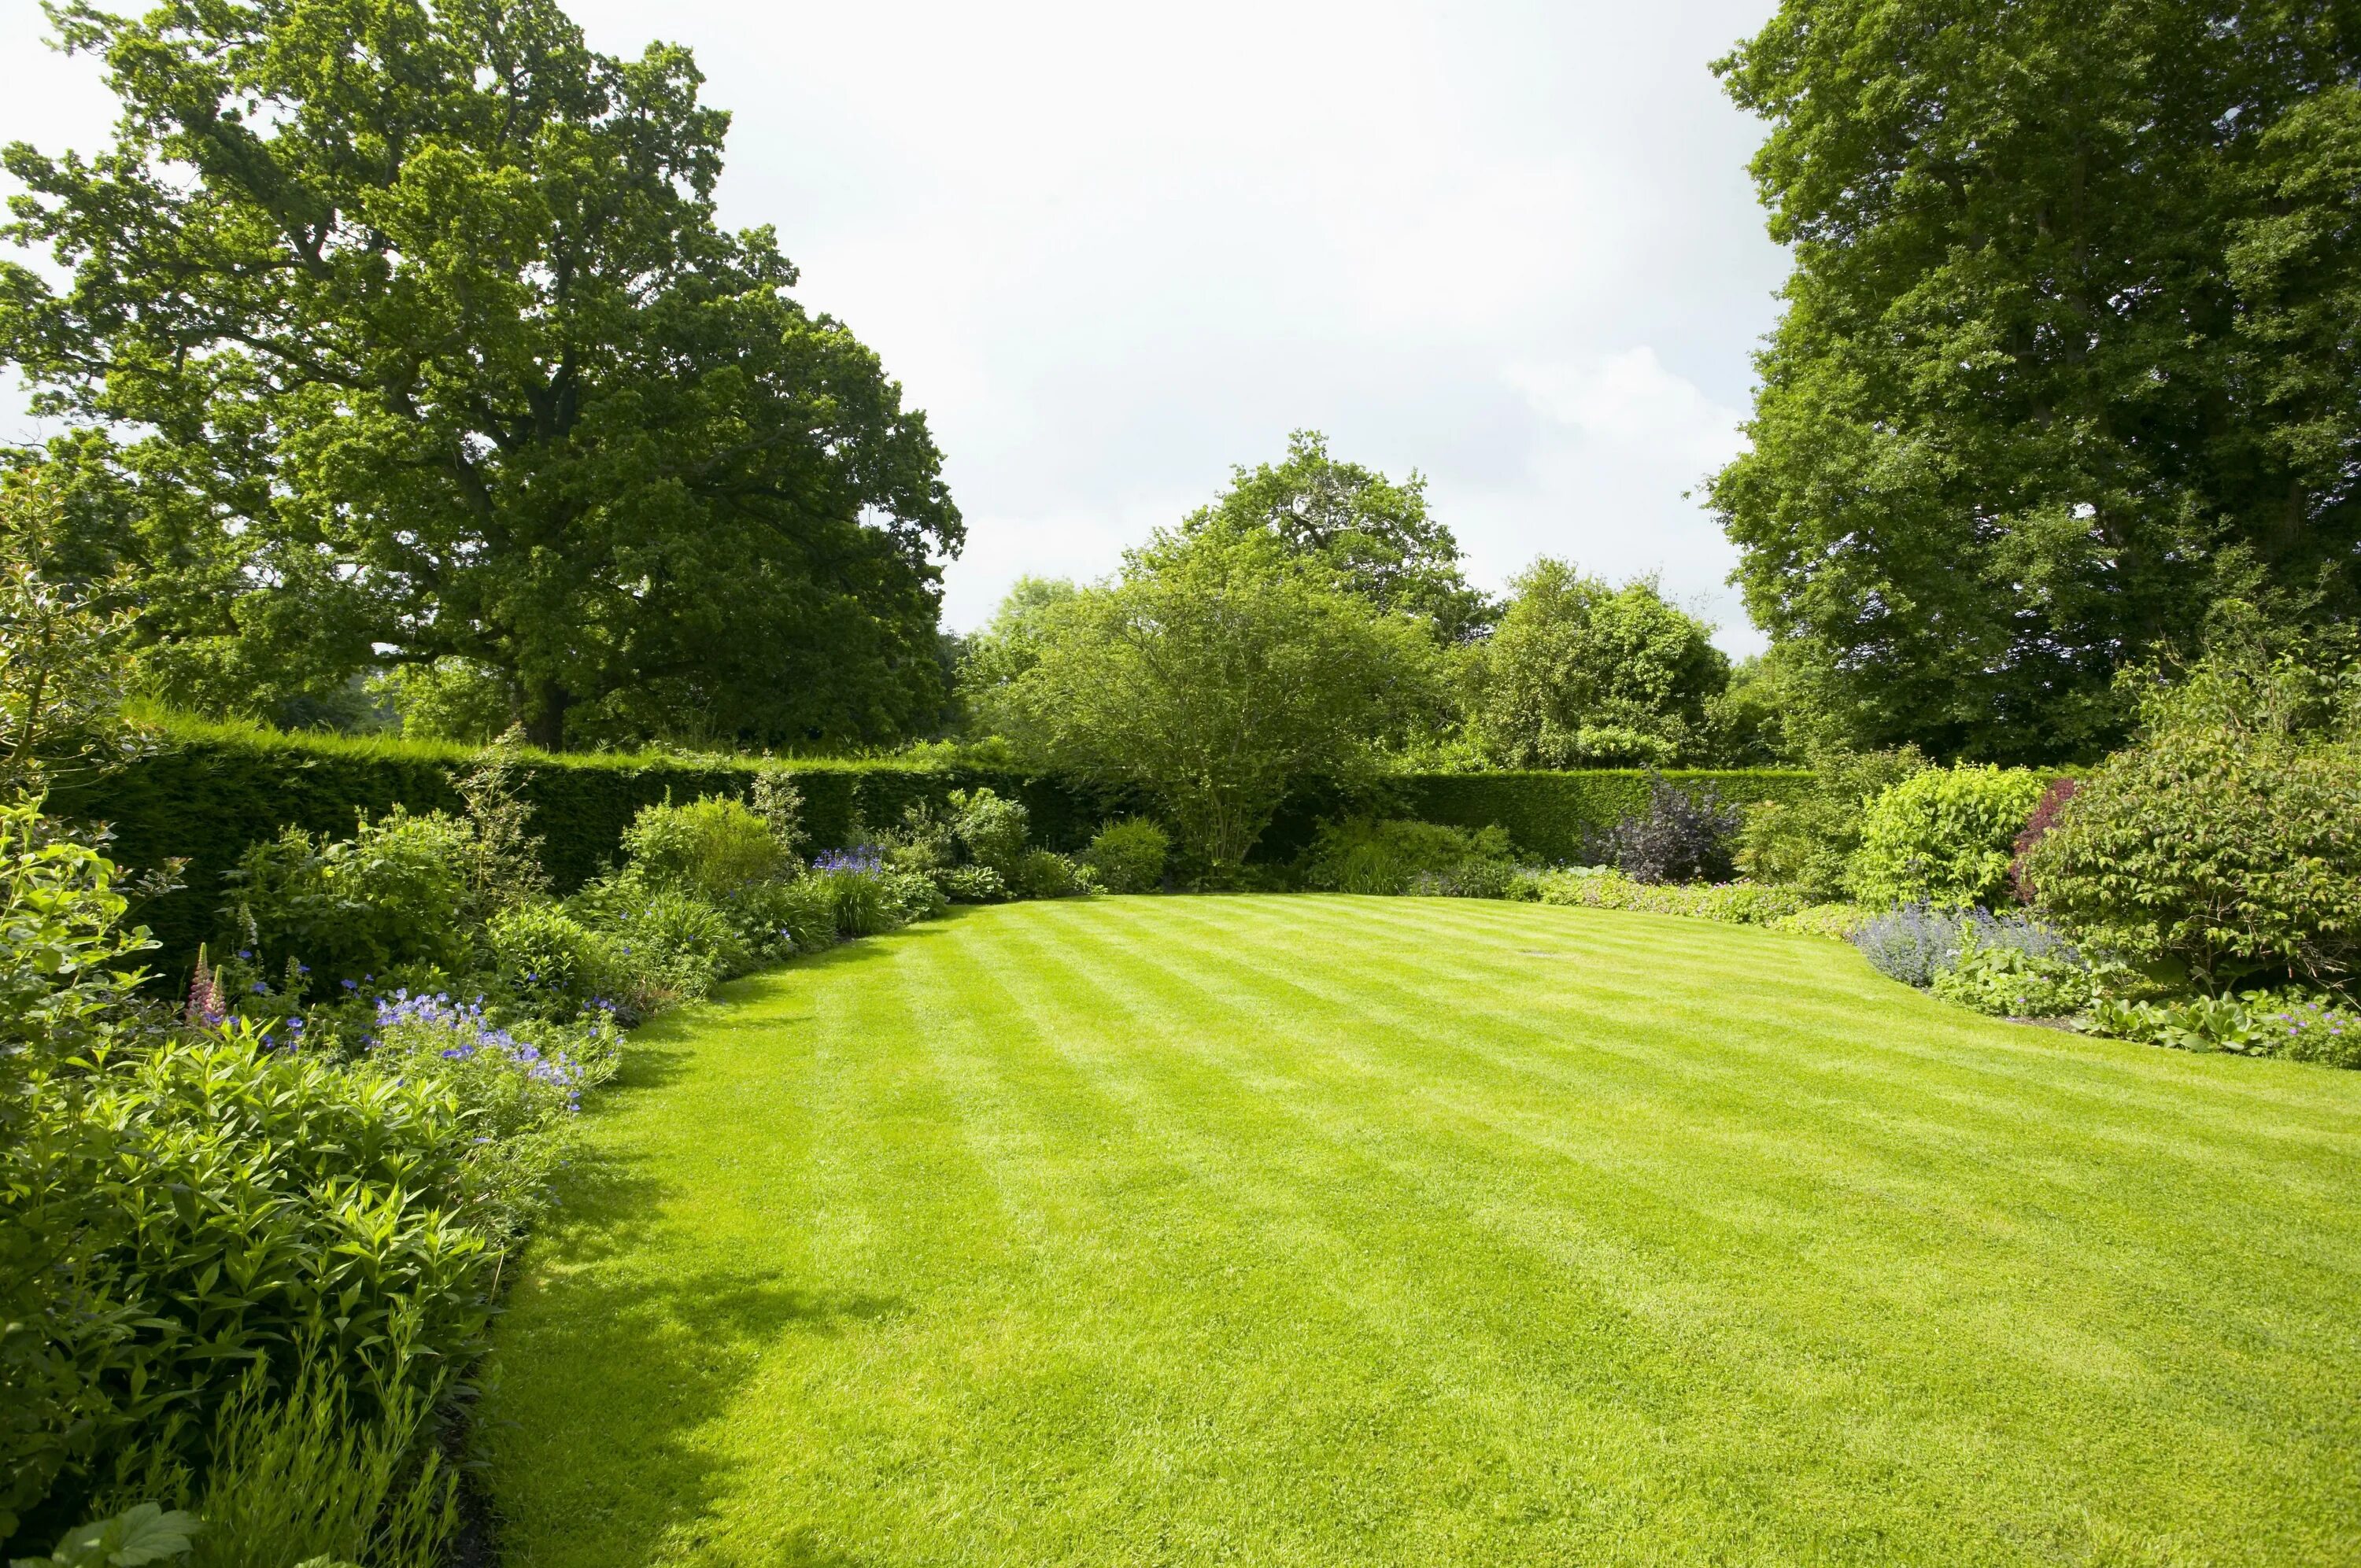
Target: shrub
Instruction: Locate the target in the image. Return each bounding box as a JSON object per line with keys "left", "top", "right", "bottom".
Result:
{"left": 1846, "top": 766, "right": 2048, "bottom": 909}
{"left": 219, "top": 810, "right": 475, "bottom": 987}
{"left": 1082, "top": 820, "right": 1169, "bottom": 893}
{"left": 594, "top": 888, "right": 749, "bottom": 1000}
{"left": 619, "top": 794, "right": 794, "bottom": 900}
{"left": 1008, "top": 850, "right": 1092, "bottom": 900}
{"left": 1928, "top": 939, "right": 2094, "bottom": 1018}
{"left": 485, "top": 902, "right": 623, "bottom": 1020}
{"left": 6, "top": 1021, "right": 495, "bottom": 1538}
{"left": 2087, "top": 989, "right": 2361, "bottom": 1066}
{"left": 1530, "top": 869, "right": 1810, "bottom": 926}
{"left": 1735, "top": 748, "right": 1927, "bottom": 901}
{"left": 727, "top": 876, "right": 838, "bottom": 958}
{"left": 1587, "top": 774, "right": 1740, "bottom": 884}
{"left": 813, "top": 855, "right": 902, "bottom": 939}
{"left": 1850, "top": 905, "right": 1971, "bottom": 987}
{"left": 181, "top": 1348, "right": 456, "bottom": 1568}
{"left": 948, "top": 788, "right": 1029, "bottom": 876}
{"left": 2028, "top": 726, "right": 2361, "bottom": 992}
{"left": 2008, "top": 777, "right": 2078, "bottom": 903}
{"left": 938, "top": 865, "right": 1008, "bottom": 903}
{"left": 1305, "top": 818, "right": 1508, "bottom": 896}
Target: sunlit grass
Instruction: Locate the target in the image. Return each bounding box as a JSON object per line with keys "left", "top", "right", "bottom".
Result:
{"left": 484, "top": 896, "right": 2361, "bottom": 1566}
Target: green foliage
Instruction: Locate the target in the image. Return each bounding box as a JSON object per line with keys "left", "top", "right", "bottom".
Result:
{"left": 1461, "top": 561, "right": 1729, "bottom": 768}
{"left": 366, "top": 661, "right": 514, "bottom": 747}
{"left": 9, "top": 1503, "right": 198, "bottom": 1568}
{"left": 620, "top": 796, "right": 796, "bottom": 903}
{"left": 980, "top": 523, "right": 1446, "bottom": 868}
{"left": 219, "top": 810, "right": 475, "bottom": 988}
{"left": 1525, "top": 869, "right": 1850, "bottom": 934}
{"left": 2, "top": 0, "right": 958, "bottom": 751}
{"left": 1007, "top": 850, "right": 1092, "bottom": 901}
{"left": 183, "top": 1355, "right": 453, "bottom": 1568}
{"left": 2029, "top": 725, "right": 2361, "bottom": 993}
{"left": 1735, "top": 748, "right": 1927, "bottom": 902}
{"left": 1392, "top": 769, "right": 1812, "bottom": 867}
{"left": 1709, "top": 2, "right": 2361, "bottom": 759}
{"left": 486, "top": 903, "right": 624, "bottom": 1021}
{"left": 1927, "top": 939, "right": 2097, "bottom": 1020}
{"left": 1304, "top": 818, "right": 1512, "bottom": 897}
{"left": 1848, "top": 766, "right": 2049, "bottom": 909}
{"left": 589, "top": 888, "right": 750, "bottom": 1002}
{"left": 947, "top": 789, "right": 1029, "bottom": 877}
{"left": 0, "top": 475, "right": 146, "bottom": 796}
{"left": 1180, "top": 431, "right": 1496, "bottom": 642}
{"left": 43, "top": 716, "right": 1111, "bottom": 972}
{"left": 5, "top": 1017, "right": 496, "bottom": 1540}
{"left": 1081, "top": 821, "right": 1169, "bottom": 894}
{"left": 2089, "top": 990, "right": 2361, "bottom": 1067}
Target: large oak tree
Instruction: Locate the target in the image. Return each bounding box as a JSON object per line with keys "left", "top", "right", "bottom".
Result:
{"left": 1710, "top": 0, "right": 2361, "bottom": 762}
{"left": 2, "top": 0, "right": 960, "bottom": 749}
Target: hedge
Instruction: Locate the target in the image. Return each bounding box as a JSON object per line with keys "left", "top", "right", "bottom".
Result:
{"left": 49, "top": 718, "right": 1809, "bottom": 975}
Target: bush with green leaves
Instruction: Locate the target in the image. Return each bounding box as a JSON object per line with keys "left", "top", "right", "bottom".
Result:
{"left": 2088, "top": 991, "right": 2361, "bottom": 1067}
{"left": 218, "top": 810, "right": 476, "bottom": 989}
{"left": 1735, "top": 747, "right": 1927, "bottom": 902}
{"left": 948, "top": 788, "right": 1029, "bottom": 876}
{"left": 485, "top": 902, "right": 626, "bottom": 1020}
{"left": 619, "top": 795, "right": 796, "bottom": 902}
{"left": 4, "top": 1016, "right": 497, "bottom": 1543}
{"left": 2029, "top": 726, "right": 2361, "bottom": 994}
{"left": 1007, "top": 850, "right": 1092, "bottom": 900}
{"left": 1304, "top": 818, "right": 1511, "bottom": 897}
{"left": 1847, "top": 766, "right": 2049, "bottom": 909}
{"left": 1082, "top": 820, "right": 1168, "bottom": 893}
{"left": 1524, "top": 869, "right": 1852, "bottom": 932}
{"left": 1927, "top": 939, "right": 2096, "bottom": 1020}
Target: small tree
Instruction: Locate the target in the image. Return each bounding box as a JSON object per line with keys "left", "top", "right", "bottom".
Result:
{"left": 0, "top": 474, "right": 141, "bottom": 796}
{"left": 1464, "top": 560, "right": 1730, "bottom": 767}
{"left": 981, "top": 524, "right": 1442, "bottom": 869}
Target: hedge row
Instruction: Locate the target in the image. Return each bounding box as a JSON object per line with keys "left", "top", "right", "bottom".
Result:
{"left": 49, "top": 718, "right": 1807, "bottom": 973}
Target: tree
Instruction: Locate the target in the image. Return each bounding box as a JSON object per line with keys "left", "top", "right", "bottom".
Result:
{"left": 1461, "top": 559, "right": 1728, "bottom": 768}
{"left": 0, "top": 472, "right": 142, "bottom": 795}
{"left": 979, "top": 525, "right": 1443, "bottom": 869}
{"left": 1, "top": 0, "right": 959, "bottom": 751}
{"left": 1185, "top": 431, "right": 1497, "bottom": 642}
{"left": 1709, "top": 1, "right": 2361, "bottom": 762}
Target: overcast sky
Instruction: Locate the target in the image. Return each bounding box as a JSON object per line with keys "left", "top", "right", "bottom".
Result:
{"left": 0, "top": 0, "right": 1788, "bottom": 652}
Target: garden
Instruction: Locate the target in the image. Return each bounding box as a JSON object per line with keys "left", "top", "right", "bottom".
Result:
{"left": 4, "top": 0, "right": 2360, "bottom": 1563}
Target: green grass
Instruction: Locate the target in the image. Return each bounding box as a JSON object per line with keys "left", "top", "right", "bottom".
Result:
{"left": 482, "top": 897, "right": 2361, "bottom": 1566}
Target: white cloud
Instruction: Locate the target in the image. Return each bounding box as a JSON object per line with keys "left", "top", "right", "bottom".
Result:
{"left": 2, "top": 0, "right": 1788, "bottom": 653}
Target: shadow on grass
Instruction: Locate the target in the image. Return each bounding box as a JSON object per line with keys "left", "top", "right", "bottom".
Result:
{"left": 486, "top": 928, "right": 939, "bottom": 1566}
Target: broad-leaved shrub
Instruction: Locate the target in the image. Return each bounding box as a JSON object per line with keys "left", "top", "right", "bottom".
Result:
{"left": 1082, "top": 820, "right": 1168, "bottom": 893}
{"left": 1847, "top": 766, "right": 2048, "bottom": 909}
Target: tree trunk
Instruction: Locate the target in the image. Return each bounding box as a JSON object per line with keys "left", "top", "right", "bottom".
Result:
{"left": 523, "top": 677, "right": 572, "bottom": 751}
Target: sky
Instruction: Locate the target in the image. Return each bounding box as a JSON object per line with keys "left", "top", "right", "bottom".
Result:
{"left": 0, "top": 0, "right": 1790, "bottom": 653}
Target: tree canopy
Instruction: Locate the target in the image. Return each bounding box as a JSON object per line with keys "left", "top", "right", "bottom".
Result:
{"left": 2, "top": 0, "right": 959, "bottom": 751}
{"left": 1709, "top": 0, "right": 2361, "bottom": 762}
{"left": 975, "top": 524, "right": 1443, "bottom": 869}
{"left": 1462, "top": 560, "right": 1728, "bottom": 768}
{"left": 1184, "top": 431, "right": 1496, "bottom": 644}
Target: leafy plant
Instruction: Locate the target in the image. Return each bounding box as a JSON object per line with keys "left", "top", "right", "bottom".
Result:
{"left": 486, "top": 903, "right": 625, "bottom": 1021}
{"left": 2008, "top": 777, "right": 2078, "bottom": 904}
{"left": 620, "top": 796, "right": 796, "bottom": 903}
{"left": 1082, "top": 821, "right": 1169, "bottom": 894}
{"left": 1735, "top": 747, "right": 1927, "bottom": 901}
{"left": 219, "top": 810, "right": 475, "bottom": 990}
{"left": 9, "top": 1503, "right": 198, "bottom": 1568}
{"left": 948, "top": 789, "right": 1029, "bottom": 878}
{"left": 1847, "top": 766, "right": 2049, "bottom": 909}
{"left": 2028, "top": 723, "right": 2361, "bottom": 993}
{"left": 1304, "top": 819, "right": 1510, "bottom": 897}
{"left": 1588, "top": 774, "right": 1741, "bottom": 885}
{"left": 1928, "top": 939, "right": 2094, "bottom": 1019}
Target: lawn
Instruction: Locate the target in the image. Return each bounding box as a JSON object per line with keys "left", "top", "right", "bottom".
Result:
{"left": 481, "top": 896, "right": 2361, "bottom": 1566}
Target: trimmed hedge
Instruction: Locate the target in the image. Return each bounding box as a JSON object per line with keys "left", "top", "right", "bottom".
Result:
{"left": 1398, "top": 770, "right": 1815, "bottom": 865}
{"left": 51, "top": 718, "right": 1809, "bottom": 973}
{"left": 47, "top": 719, "right": 1132, "bottom": 974}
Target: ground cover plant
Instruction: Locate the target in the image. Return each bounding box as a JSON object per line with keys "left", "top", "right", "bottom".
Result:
{"left": 484, "top": 896, "right": 2361, "bottom": 1566}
